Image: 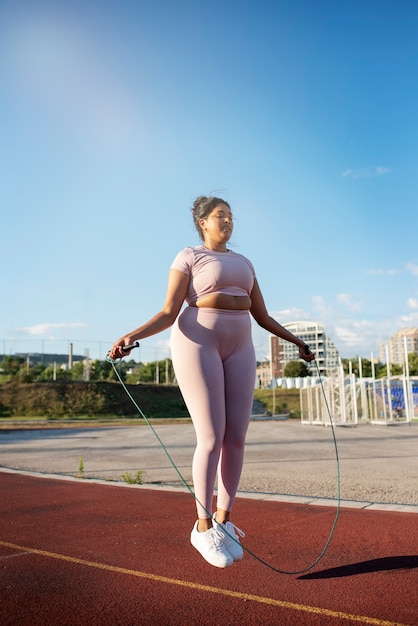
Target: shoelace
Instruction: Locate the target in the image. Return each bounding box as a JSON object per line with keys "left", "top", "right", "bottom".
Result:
{"left": 209, "top": 526, "right": 230, "bottom": 549}
{"left": 224, "top": 521, "right": 245, "bottom": 540}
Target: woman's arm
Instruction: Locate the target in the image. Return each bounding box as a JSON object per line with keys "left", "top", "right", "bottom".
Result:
{"left": 108, "top": 269, "right": 189, "bottom": 359}
{"left": 250, "top": 278, "right": 314, "bottom": 361}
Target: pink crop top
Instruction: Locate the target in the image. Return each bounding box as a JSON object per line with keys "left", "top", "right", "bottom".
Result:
{"left": 170, "top": 246, "right": 256, "bottom": 306}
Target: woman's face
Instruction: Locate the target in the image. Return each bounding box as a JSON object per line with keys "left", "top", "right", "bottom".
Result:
{"left": 200, "top": 203, "right": 233, "bottom": 245}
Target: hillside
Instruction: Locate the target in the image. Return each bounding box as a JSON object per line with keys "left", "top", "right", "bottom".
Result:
{"left": 0, "top": 382, "right": 300, "bottom": 421}
{"left": 0, "top": 381, "right": 189, "bottom": 419}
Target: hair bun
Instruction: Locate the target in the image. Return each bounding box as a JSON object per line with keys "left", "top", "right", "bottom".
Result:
{"left": 193, "top": 196, "right": 207, "bottom": 210}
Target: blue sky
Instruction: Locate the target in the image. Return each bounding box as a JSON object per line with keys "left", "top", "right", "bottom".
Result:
{"left": 1, "top": 0, "right": 418, "bottom": 364}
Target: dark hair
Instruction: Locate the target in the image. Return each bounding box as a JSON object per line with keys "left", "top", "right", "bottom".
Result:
{"left": 191, "top": 196, "right": 231, "bottom": 241}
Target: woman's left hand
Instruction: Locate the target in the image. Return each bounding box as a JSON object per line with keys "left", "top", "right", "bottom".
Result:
{"left": 299, "top": 345, "right": 315, "bottom": 362}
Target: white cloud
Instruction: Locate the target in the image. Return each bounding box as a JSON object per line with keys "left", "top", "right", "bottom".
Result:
{"left": 334, "top": 325, "right": 364, "bottom": 347}
{"left": 407, "top": 298, "right": 418, "bottom": 309}
{"left": 406, "top": 262, "right": 418, "bottom": 276}
{"left": 13, "top": 323, "right": 87, "bottom": 337}
{"left": 336, "top": 293, "right": 361, "bottom": 311}
{"left": 312, "top": 295, "right": 334, "bottom": 318}
{"left": 375, "top": 166, "right": 391, "bottom": 175}
{"left": 400, "top": 312, "right": 418, "bottom": 324}
{"left": 366, "top": 267, "right": 401, "bottom": 275}
{"left": 137, "top": 337, "right": 172, "bottom": 362}
{"left": 332, "top": 318, "right": 397, "bottom": 358}
{"left": 366, "top": 262, "right": 418, "bottom": 276}
{"left": 268, "top": 307, "right": 311, "bottom": 323}
{"left": 342, "top": 166, "right": 391, "bottom": 179}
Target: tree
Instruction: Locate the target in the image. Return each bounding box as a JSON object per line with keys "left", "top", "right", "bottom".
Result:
{"left": 93, "top": 359, "right": 128, "bottom": 382}
{"left": 283, "top": 360, "right": 310, "bottom": 378}
{"left": 138, "top": 359, "right": 174, "bottom": 384}
{"left": 408, "top": 352, "right": 418, "bottom": 375}
{"left": 138, "top": 361, "right": 158, "bottom": 383}
{"left": 70, "top": 361, "right": 86, "bottom": 380}
{"left": 0, "top": 355, "right": 25, "bottom": 376}
{"left": 341, "top": 358, "right": 375, "bottom": 377}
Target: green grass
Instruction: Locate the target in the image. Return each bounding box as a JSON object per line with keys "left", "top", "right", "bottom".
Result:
{"left": 253, "top": 388, "right": 301, "bottom": 417}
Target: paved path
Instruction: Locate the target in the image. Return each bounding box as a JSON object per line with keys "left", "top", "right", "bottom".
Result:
{"left": 1, "top": 421, "right": 417, "bottom": 510}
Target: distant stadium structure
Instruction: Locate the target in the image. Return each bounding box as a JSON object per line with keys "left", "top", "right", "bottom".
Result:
{"left": 300, "top": 361, "right": 418, "bottom": 426}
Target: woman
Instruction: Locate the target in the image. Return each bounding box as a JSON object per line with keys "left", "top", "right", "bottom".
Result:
{"left": 109, "top": 196, "right": 314, "bottom": 568}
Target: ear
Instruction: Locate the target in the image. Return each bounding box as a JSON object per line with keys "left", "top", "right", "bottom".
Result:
{"left": 199, "top": 217, "right": 207, "bottom": 231}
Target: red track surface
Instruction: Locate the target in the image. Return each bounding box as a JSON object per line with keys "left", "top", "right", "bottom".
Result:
{"left": 1, "top": 472, "right": 417, "bottom": 626}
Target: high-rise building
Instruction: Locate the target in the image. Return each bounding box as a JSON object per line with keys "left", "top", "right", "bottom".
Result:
{"left": 380, "top": 327, "right": 418, "bottom": 365}
{"left": 270, "top": 320, "right": 339, "bottom": 377}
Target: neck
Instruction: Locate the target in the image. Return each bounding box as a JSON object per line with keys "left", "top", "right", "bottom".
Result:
{"left": 203, "top": 243, "right": 228, "bottom": 252}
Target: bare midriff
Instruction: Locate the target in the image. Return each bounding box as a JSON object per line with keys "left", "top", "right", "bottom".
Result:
{"left": 191, "top": 294, "right": 252, "bottom": 310}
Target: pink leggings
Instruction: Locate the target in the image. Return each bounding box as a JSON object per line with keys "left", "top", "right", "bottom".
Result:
{"left": 171, "top": 306, "right": 256, "bottom": 518}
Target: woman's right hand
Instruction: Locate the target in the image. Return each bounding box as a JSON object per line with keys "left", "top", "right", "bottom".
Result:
{"left": 108, "top": 338, "right": 134, "bottom": 360}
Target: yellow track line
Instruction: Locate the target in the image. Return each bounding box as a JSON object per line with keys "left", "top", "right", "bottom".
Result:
{"left": 0, "top": 540, "right": 405, "bottom": 626}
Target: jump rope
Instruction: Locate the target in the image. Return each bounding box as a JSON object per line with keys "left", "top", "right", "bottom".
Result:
{"left": 106, "top": 342, "right": 340, "bottom": 575}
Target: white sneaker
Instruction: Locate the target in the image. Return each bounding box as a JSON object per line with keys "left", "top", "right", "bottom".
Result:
{"left": 213, "top": 516, "right": 245, "bottom": 561}
{"left": 190, "top": 521, "right": 233, "bottom": 568}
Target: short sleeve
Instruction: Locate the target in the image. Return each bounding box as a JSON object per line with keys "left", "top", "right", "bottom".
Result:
{"left": 170, "top": 247, "right": 194, "bottom": 275}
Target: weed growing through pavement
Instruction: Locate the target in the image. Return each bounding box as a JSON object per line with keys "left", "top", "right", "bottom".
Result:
{"left": 121, "top": 470, "right": 144, "bottom": 485}
{"left": 77, "top": 455, "right": 85, "bottom": 478}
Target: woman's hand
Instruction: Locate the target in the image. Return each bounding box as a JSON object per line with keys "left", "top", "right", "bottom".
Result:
{"left": 299, "top": 344, "right": 315, "bottom": 362}
{"left": 108, "top": 338, "right": 135, "bottom": 360}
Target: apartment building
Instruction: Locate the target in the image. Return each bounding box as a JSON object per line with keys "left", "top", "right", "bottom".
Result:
{"left": 270, "top": 320, "right": 339, "bottom": 377}
{"left": 380, "top": 327, "right": 418, "bottom": 365}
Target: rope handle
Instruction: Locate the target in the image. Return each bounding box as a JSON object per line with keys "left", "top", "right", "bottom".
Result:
{"left": 122, "top": 341, "right": 140, "bottom": 352}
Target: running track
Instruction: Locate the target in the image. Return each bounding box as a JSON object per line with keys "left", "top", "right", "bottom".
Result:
{"left": 1, "top": 471, "right": 417, "bottom": 626}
